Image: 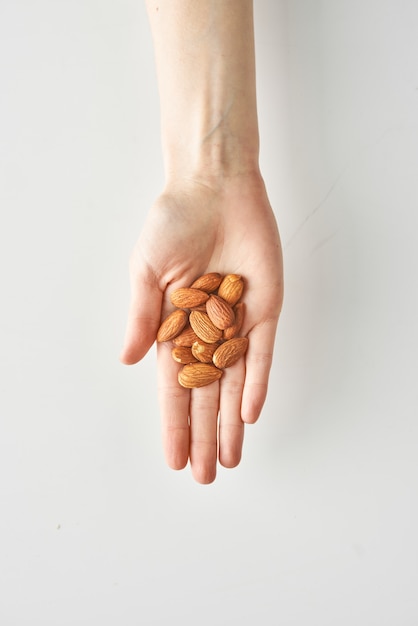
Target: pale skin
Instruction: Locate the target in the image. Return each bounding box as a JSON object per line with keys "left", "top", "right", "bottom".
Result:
{"left": 120, "top": 0, "right": 284, "bottom": 484}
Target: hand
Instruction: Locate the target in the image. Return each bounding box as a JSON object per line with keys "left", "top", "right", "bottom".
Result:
{"left": 120, "top": 175, "right": 283, "bottom": 483}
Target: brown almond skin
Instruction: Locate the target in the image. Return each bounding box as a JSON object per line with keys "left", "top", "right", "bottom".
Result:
{"left": 191, "top": 340, "right": 219, "bottom": 364}
{"left": 189, "top": 311, "right": 223, "bottom": 343}
{"left": 217, "top": 274, "right": 244, "bottom": 306}
{"left": 206, "top": 294, "right": 235, "bottom": 330}
{"left": 157, "top": 309, "right": 188, "bottom": 342}
{"left": 212, "top": 337, "right": 249, "bottom": 369}
{"left": 171, "top": 346, "right": 198, "bottom": 364}
{"left": 170, "top": 288, "right": 209, "bottom": 309}
{"left": 178, "top": 363, "right": 223, "bottom": 388}
{"left": 190, "top": 304, "right": 207, "bottom": 313}
{"left": 172, "top": 325, "right": 200, "bottom": 347}
{"left": 223, "top": 302, "right": 245, "bottom": 340}
{"left": 190, "top": 272, "right": 223, "bottom": 293}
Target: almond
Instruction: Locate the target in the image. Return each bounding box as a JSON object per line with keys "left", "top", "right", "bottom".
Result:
{"left": 223, "top": 302, "right": 245, "bottom": 340}
{"left": 190, "top": 272, "right": 223, "bottom": 293}
{"left": 178, "top": 363, "right": 222, "bottom": 388}
{"left": 171, "top": 346, "right": 198, "bottom": 364}
{"left": 172, "top": 325, "right": 200, "bottom": 347}
{"left": 212, "top": 337, "right": 249, "bottom": 369}
{"left": 190, "top": 304, "right": 207, "bottom": 313}
{"left": 217, "top": 274, "right": 244, "bottom": 306}
{"left": 189, "top": 310, "right": 223, "bottom": 343}
{"left": 191, "top": 340, "right": 219, "bottom": 364}
{"left": 170, "top": 288, "right": 209, "bottom": 309}
{"left": 206, "top": 294, "right": 235, "bottom": 330}
{"left": 157, "top": 309, "right": 188, "bottom": 342}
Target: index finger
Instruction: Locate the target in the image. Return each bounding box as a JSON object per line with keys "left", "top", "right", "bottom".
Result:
{"left": 157, "top": 342, "right": 190, "bottom": 470}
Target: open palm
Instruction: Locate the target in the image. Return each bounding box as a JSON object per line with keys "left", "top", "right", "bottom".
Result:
{"left": 121, "top": 176, "right": 283, "bottom": 483}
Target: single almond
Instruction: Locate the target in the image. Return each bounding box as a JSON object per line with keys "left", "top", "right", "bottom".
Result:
{"left": 171, "top": 346, "right": 198, "bottom": 364}
{"left": 189, "top": 310, "right": 223, "bottom": 343}
{"left": 190, "top": 272, "right": 223, "bottom": 293}
{"left": 206, "top": 294, "right": 235, "bottom": 330}
{"left": 172, "top": 325, "right": 200, "bottom": 347}
{"left": 178, "top": 363, "right": 223, "bottom": 388}
{"left": 212, "top": 337, "right": 249, "bottom": 369}
{"left": 170, "top": 288, "right": 209, "bottom": 309}
{"left": 223, "top": 302, "right": 245, "bottom": 340}
{"left": 217, "top": 274, "right": 244, "bottom": 306}
{"left": 157, "top": 309, "right": 188, "bottom": 342}
{"left": 191, "top": 340, "right": 219, "bottom": 364}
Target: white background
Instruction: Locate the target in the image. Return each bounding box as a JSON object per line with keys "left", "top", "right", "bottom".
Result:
{"left": 1, "top": 1, "right": 418, "bottom": 624}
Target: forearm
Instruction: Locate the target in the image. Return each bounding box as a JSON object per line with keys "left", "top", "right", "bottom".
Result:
{"left": 145, "top": 0, "right": 260, "bottom": 184}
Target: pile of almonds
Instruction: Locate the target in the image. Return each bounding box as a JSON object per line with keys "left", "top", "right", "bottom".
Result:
{"left": 156, "top": 273, "right": 248, "bottom": 388}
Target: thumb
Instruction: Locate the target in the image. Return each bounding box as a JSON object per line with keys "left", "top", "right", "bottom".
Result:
{"left": 119, "top": 269, "right": 163, "bottom": 365}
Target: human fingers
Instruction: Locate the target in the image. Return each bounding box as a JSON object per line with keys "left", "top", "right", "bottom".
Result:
{"left": 218, "top": 360, "right": 245, "bottom": 468}
{"left": 189, "top": 382, "right": 220, "bottom": 484}
{"left": 241, "top": 319, "right": 278, "bottom": 424}
{"left": 157, "top": 341, "right": 190, "bottom": 470}
{"left": 120, "top": 267, "right": 162, "bottom": 365}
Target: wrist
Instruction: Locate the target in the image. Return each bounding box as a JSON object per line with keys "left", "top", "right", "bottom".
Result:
{"left": 162, "top": 113, "right": 260, "bottom": 185}
{"left": 147, "top": 0, "right": 260, "bottom": 186}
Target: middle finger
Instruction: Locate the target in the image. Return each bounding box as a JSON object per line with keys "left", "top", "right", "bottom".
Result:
{"left": 189, "top": 381, "right": 220, "bottom": 484}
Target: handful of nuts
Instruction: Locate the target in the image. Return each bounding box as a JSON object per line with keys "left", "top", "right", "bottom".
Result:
{"left": 156, "top": 273, "right": 248, "bottom": 388}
